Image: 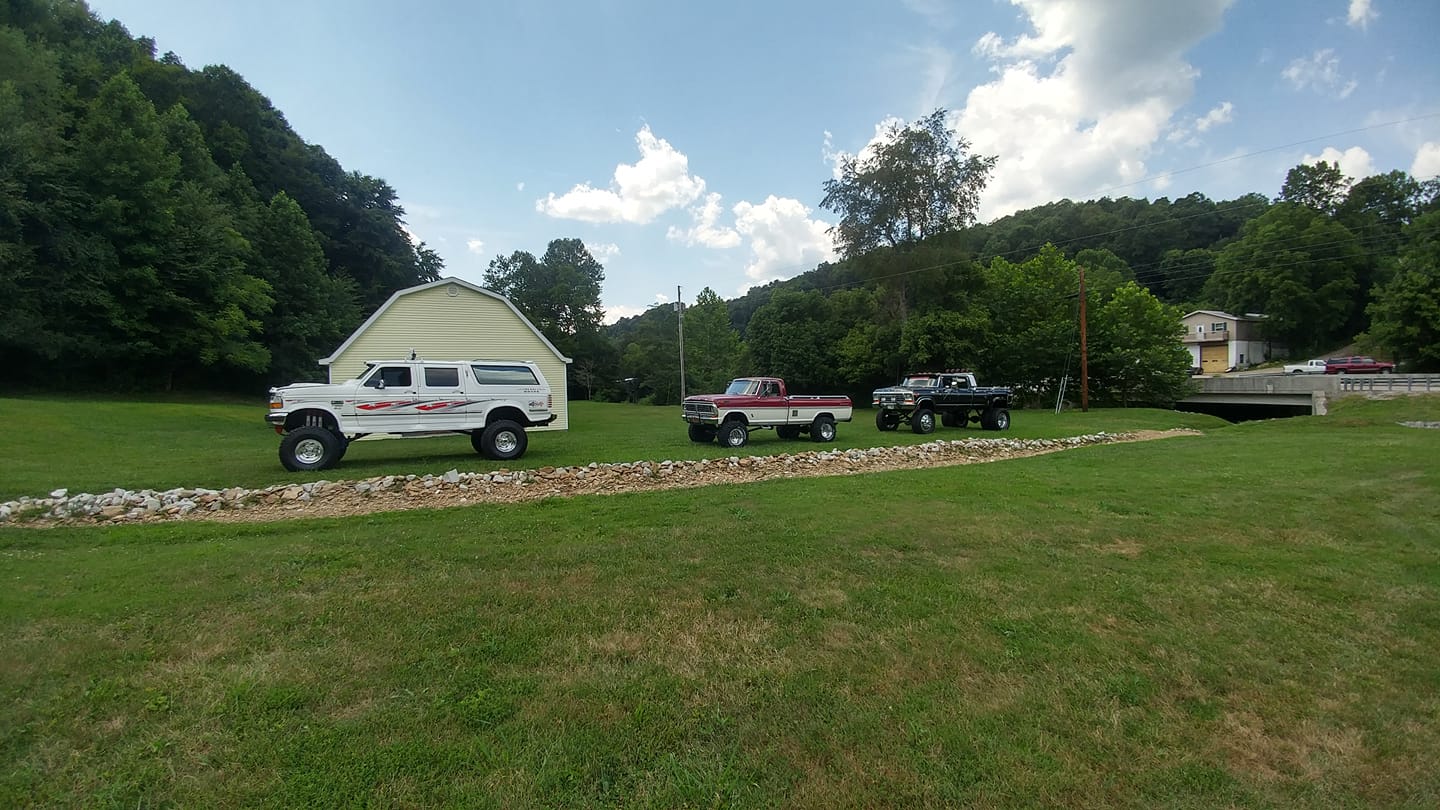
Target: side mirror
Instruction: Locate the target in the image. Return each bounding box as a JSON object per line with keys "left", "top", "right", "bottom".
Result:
{"left": 376, "top": 379, "right": 386, "bottom": 390}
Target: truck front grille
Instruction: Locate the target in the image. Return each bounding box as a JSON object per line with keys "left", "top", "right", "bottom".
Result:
{"left": 682, "top": 402, "right": 717, "bottom": 419}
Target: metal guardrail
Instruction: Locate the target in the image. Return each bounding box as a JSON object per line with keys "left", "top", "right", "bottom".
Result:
{"left": 1338, "top": 374, "right": 1440, "bottom": 393}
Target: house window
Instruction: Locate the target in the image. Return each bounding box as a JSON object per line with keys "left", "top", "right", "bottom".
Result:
{"left": 1211, "top": 322, "right": 1228, "bottom": 332}
{"left": 1196, "top": 325, "right": 1204, "bottom": 333}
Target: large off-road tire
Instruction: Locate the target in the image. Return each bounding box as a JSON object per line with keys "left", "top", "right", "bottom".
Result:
{"left": 810, "top": 416, "right": 837, "bottom": 443}
{"left": 981, "top": 407, "right": 1011, "bottom": 431}
{"left": 480, "top": 419, "right": 528, "bottom": 461}
{"left": 719, "top": 419, "right": 749, "bottom": 449}
{"left": 279, "top": 426, "right": 343, "bottom": 472}
{"left": 911, "top": 407, "right": 936, "bottom": 435}
{"left": 776, "top": 425, "right": 802, "bottom": 440}
{"left": 940, "top": 411, "right": 960, "bottom": 428}
{"left": 875, "top": 410, "right": 900, "bottom": 431}
{"left": 688, "top": 423, "right": 717, "bottom": 443}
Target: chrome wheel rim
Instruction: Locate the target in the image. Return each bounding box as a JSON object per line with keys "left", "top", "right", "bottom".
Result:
{"left": 295, "top": 438, "right": 325, "bottom": 465}
{"left": 494, "top": 430, "right": 519, "bottom": 455}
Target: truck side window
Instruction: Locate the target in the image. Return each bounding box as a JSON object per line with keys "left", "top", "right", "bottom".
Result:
{"left": 424, "top": 367, "right": 460, "bottom": 387}
{"left": 364, "top": 366, "right": 411, "bottom": 388}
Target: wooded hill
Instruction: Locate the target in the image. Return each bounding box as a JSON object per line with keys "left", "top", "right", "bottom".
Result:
{"left": 1, "top": 0, "right": 440, "bottom": 390}
{"left": 606, "top": 173, "right": 1440, "bottom": 407}
{"left": 5, "top": 1, "right": 1437, "bottom": 405}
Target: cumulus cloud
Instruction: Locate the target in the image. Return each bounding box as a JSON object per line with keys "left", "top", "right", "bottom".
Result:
{"left": 516, "top": 181, "right": 525, "bottom": 191}
{"left": 1302, "top": 145, "right": 1375, "bottom": 180}
{"left": 731, "top": 196, "right": 836, "bottom": 288}
{"left": 947, "top": 0, "right": 1234, "bottom": 218}
{"left": 601, "top": 304, "right": 645, "bottom": 325}
{"left": 1347, "top": 0, "right": 1378, "bottom": 30}
{"left": 586, "top": 241, "right": 621, "bottom": 263}
{"left": 1195, "top": 101, "right": 1234, "bottom": 132}
{"left": 536, "top": 126, "right": 706, "bottom": 224}
{"left": 666, "top": 193, "right": 742, "bottom": 248}
{"left": 466, "top": 239, "right": 486, "bottom": 255}
{"left": 1282, "top": 49, "right": 1358, "bottom": 98}
{"left": 1411, "top": 142, "right": 1440, "bottom": 180}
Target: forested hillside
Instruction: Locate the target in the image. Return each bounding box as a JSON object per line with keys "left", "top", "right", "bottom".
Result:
{"left": 605, "top": 159, "right": 1439, "bottom": 407}
{"left": 0, "top": 0, "right": 440, "bottom": 390}
{"left": 5, "top": 1, "right": 1437, "bottom": 404}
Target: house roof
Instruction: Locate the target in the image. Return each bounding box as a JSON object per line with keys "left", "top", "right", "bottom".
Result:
{"left": 1181, "top": 310, "right": 1267, "bottom": 322}
{"left": 320, "top": 277, "right": 572, "bottom": 365}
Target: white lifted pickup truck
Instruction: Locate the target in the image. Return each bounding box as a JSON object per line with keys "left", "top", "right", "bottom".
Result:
{"left": 266, "top": 359, "right": 557, "bottom": 471}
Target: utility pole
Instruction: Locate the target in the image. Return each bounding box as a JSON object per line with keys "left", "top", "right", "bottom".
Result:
{"left": 1078, "top": 265, "right": 1089, "bottom": 412}
{"left": 675, "top": 285, "right": 686, "bottom": 400}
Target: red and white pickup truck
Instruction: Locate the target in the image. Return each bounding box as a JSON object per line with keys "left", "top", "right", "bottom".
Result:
{"left": 1324, "top": 356, "right": 1395, "bottom": 374}
{"left": 681, "top": 377, "right": 853, "bottom": 448}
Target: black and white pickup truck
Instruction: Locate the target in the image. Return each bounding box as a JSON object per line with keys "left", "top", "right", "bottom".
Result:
{"left": 872, "top": 371, "right": 1012, "bottom": 434}
{"left": 266, "top": 359, "right": 557, "bottom": 471}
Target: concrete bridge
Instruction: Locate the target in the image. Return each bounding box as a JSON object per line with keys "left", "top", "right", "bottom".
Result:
{"left": 1181, "top": 374, "right": 1440, "bottom": 415}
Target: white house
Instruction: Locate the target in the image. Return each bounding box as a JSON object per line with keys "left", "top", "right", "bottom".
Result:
{"left": 320, "top": 277, "right": 573, "bottom": 430}
{"left": 1181, "top": 310, "right": 1280, "bottom": 373}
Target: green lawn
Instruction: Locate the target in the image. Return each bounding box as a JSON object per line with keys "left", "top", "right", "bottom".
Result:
{"left": 2, "top": 397, "right": 1438, "bottom": 807}
{"left": 0, "top": 397, "right": 1223, "bottom": 502}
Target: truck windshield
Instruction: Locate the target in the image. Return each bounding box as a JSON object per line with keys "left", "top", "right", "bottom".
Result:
{"left": 901, "top": 376, "right": 935, "bottom": 388}
{"left": 725, "top": 379, "right": 757, "bottom": 395}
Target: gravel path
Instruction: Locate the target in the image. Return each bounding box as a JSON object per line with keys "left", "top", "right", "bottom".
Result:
{"left": 3, "top": 430, "right": 1201, "bottom": 528}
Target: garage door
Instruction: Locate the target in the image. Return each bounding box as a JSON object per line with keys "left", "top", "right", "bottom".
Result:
{"left": 1200, "top": 343, "right": 1228, "bottom": 373}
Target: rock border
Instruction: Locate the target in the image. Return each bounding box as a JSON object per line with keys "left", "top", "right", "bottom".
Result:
{"left": 1, "top": 430, "right": 1199, "bottom": 527}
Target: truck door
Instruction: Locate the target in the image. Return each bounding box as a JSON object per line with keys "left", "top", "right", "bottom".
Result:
{"left": 416, "top": 364, "right": 467, "bottom": 431}
{"left": 356, "top": 363, "right": 420, "bottom": 433}
{"left": 756, "top": 380, "right": 790, "bottom": 423}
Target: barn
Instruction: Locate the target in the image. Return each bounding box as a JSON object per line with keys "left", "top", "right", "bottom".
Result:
{"left": 319, "top": 277, "right": 573, "bottom": 430}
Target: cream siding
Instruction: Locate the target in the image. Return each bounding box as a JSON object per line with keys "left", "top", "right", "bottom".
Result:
{"left": 326, "top": 282, "right": 570, "bottom": 430}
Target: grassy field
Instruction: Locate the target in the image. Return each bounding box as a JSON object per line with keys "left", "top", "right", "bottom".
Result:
{"left": 2, "top": 396, "right": 1438, "bottom": 807}
{"left": 0, "top": 396, "right": 1222, "bottom": 501}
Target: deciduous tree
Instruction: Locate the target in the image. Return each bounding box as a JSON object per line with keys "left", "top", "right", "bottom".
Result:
{"left": 821, "top": 108, "right": 996, "bottom": 259}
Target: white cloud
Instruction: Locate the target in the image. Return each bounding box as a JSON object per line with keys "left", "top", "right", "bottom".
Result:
{"left": 601, "top": 304, "right": 645, "bottom": 325}
{"left": 1302, "top": 145, "right": 1375, "bottom": 180}
{"left": 535, "top": 126, "right": 706, "bottom": 224}
{"left": 666, "top": 192, "right": 742, "bottom": 248}
{"left": 1411, "top": 142, "right": 1440, "bottom": 180}
{"left": 400, "top": 224, "right": 419, "bottom": 246}
{"left": 587, "top": 241, "right": 621, "bottom": 263}
{"left": 1282, "top": 49, "right": 1358, "bottom": 98}
{"left": 466, "top": 239, "right": 486, "bottom": 255}
{"left": 1195, "top": 101, "right": 1234, "bottom": 132}
{"left": 731, "top": 196, "right": 836, "bottom": 288}
{"left": 516, "top": 181, "right": 525, "bottom": 191}
{"left": 1347, "top": 0, "right": 1378, "bottom": 30}
{"left": 824, "top": 117, "right": 904, "bottom": 181}
{"left": 945, "top": 0, "right": 1234, "bottom": 218}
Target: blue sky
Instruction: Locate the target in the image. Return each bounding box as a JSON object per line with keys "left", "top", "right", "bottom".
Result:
{"left": 90, "top": 0, "right": 1440, "bottom": 322}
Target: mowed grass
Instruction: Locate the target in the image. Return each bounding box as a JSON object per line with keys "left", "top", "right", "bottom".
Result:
{"left": 0, "top": 396, "right": 1222, "bottom": 501}
{"left": 1, "top": 397, "right": 1438, "bottom": 807}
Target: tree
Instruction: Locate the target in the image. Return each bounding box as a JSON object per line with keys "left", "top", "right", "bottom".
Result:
{"left": 1089, "top": 283, "right": 1195, "bottom": 406}
{"left": 744, "top": 290, "right": 842, "bottom": 391}
{"left": 975, "top": 245, "right": 1079, "bottom": 404}
{"left": 1206, "top": 203, "right": 1362, "bottom": 354}
{"left": 1154, "top": 248, "right": 1216, "bottom": 304}
{"left": 1278, "top": 161, "right": 1350, "bottom": 215}
{"left": 683, "top": 287, "right": 742, "bottom": 394}
{"left": 821, "top": 108, "right": 996, "bottom": 259}
{"left": 483, "top": 237, "right": 606, "bottom": 360}
{"left": 247, "top": 191, "right": 360, "bottom": 384}
{"left": 1364, "top": 211, "right": 1440, "bottom": 370}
